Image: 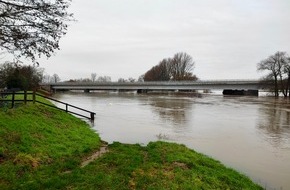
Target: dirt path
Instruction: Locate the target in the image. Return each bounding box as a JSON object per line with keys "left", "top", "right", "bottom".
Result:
{"left": 63, "top": 144, "right": 109, "bottom": 174}
{"left": 80, "top": 144, "right": 109, "bottom": 168}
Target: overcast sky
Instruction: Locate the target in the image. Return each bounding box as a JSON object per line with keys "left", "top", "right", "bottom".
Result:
{"left": 39, "top": 0, "right": 290, "bottom": 81}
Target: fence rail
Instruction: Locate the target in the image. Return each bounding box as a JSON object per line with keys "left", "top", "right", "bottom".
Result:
{"left": 0, "top": 91, "right": 95, "bottom": 121}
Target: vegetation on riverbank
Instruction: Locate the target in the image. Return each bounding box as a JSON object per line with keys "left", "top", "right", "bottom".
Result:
{"left": 0, "top": 97, "right": 263, "bottom": 189}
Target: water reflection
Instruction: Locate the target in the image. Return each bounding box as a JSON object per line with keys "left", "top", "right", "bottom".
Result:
{"left": 257, "top": 98, "right": 290, "bottom": 149}
{"left": 148, "top": 94, "right": 194, "bottom": 129}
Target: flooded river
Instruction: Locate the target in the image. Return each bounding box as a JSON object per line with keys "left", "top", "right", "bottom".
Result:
{"left": 53, "top": 91, "right": 290, "bottom": 189}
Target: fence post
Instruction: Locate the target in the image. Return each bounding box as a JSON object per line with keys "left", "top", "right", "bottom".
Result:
{"left": 11, "top": 91, "right": 15, "bottom": 108}
{"left": 33, "top": 91, "right": 36, "bottom": 104}
{"left": 66, "top": 104, "right": 68, "bottom": 112}
{"left": 90, "top": 112, "right": 95, "bottom": 121}
{"left": 24, "top": 90, "right": 27, "bottom": 104}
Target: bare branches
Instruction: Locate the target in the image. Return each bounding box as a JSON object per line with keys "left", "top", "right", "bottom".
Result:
{"left": 171, "top": 52, "right": 195, "bottom": 81}
{"left": 257, "top": 51, "right": 290, "bottom": 97}
{"left": 0, "top": 0, "right": 73, "bottom": 63}
{"left": 144, "top": 52, "right": 197, "bottom": 81}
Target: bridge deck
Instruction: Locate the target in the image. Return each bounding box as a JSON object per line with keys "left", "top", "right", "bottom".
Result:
{"left": 41, "top": 80, "right": 266, "bottom": 91}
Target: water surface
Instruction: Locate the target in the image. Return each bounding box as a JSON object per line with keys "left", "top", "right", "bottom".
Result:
{"left": 53, "top": 92, "right": 290, "bottom": 189}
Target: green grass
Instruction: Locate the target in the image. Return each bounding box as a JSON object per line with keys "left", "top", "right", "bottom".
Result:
{"left": 0, "top": 91, "right": 36, "bottom": 110}
{"left": 65, "top": 142, "right": 262, "bottom": 190}
{"left": 0, "top": 95, "right": 101, "bottom": 189}
{"left": 0, "top": 94, "right": 263, "bottom": 189}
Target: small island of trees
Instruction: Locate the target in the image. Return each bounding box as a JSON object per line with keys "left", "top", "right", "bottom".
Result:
{"left": 143, "top": 52, "right": 198, "bottom": 82}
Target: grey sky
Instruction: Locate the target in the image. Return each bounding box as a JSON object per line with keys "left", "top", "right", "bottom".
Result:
{"left": 39, "top": 0, "right": 290, "bottom": 81}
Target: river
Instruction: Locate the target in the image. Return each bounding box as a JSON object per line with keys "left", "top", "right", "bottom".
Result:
{"left": 52, "top": 91, "right": 290, "bottom": 189}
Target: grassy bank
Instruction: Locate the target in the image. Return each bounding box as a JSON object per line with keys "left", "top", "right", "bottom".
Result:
{"left": 0, "top": 97, "right": 262, "bottom": 189}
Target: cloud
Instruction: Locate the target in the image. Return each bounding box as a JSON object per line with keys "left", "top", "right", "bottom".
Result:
{"left": 36, "top": 0, "right": 290, "bottom": 81}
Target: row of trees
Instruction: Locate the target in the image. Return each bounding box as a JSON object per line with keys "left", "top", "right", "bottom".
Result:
{"left": 257, "top": 51, "right": 290, "bottom": 97}
{"left": 143, "top": 52, "right": 198, "bottom": 81}
{"left": 67, "top": 75, "right": 142, "bottom": 83}
{"left": 0, "top": 62, "right": 43, "bottom": 90}
{"left": 67, "top": 74, "right": 112, "bottom": 83}
{"left": 0, "top": 61, "right": 63, "bottom": 90}
{"left": 42, "top": 73, "right": 61, "bottom": 84}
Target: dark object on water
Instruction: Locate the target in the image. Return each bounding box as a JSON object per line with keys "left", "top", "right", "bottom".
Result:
{"left": 223, "top": 89, "right": 258, "bottom": 96}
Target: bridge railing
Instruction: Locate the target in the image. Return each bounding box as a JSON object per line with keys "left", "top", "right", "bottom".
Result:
{"left": 41, "top": 79, "right": 262, "bottom": 86}
{"left": 0, "top": 91, "right": 96, "bottom": 121}
{"left": 40, "top": 79, "right": 271, "bottom": 92}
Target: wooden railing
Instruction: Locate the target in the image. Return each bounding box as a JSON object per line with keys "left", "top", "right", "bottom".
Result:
{"left": 0, "top": 91, "right": 96, "bottom": 121}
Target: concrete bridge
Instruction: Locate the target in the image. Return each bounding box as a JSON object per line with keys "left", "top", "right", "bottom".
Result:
{"left": 40, "top": 80, "right": 268, "bottom": 95}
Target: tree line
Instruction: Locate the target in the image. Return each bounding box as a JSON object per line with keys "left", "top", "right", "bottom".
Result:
{"left": 143, "top": 52, "right": 198, "bottom": 81}
{"left": 0, "top": 61, "right": 42, "bottom": 90}
{"left": 257, "top": 51, "right": 290, "bottom": 97}
{"left": 0, "top": 61, "right": 63, "bottom": 91}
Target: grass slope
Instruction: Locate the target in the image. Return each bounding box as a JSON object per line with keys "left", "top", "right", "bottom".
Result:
{"left": 69, "top": 142, "right": 262, "bottom": 190}
{"left": 0, "top": 97, "right": 262, "bottom": 189}
{"left": 0, "top": 98, "right": 101, "bottom": 189}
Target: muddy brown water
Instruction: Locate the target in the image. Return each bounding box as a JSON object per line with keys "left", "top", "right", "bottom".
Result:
{"left": 53, "top": 91, "right": 290, "bottom": 189}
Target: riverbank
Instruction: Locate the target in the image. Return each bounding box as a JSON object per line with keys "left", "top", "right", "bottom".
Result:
{"left": 0, "top": 98, "right": 262, "bottom": 189}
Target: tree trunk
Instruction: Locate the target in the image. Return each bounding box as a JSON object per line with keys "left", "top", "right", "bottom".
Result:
{"left": 288, "top": 72, "right": 290, "bottom": 97}
{"left": 279, "top": 75, "right": 286, "bottom": 97}
{"left": 274, "top": 75, "right": 279, "bottom": 97}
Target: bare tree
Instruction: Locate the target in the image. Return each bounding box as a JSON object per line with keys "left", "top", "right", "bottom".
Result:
{"left": 282, "top": 55, "right": 290, "bottom": 97}
{"left": 138, "top": 75, "right": 144, "bottom": 82}
{"left": 97, "top": 76, "right": 111, "bottom": 82}
{"left": 257, "top": 51, "right": 288, "bottom": 97}
{"left": 144, "top": 58, "right": 171, "bottom": 81}
{"left": 118, "top": 78, "right": 127, "bottom": 83}
{"left": 51, "top": 73, "right": 60, "bottom": 83}
{"left": 0, "top": 0, "right": 73, "bottom": 63}
{"left": 78, "top": 78, "right": 90, "bottom": 82}
{"left": 170, "top": 52, "right": 195, "bottom": 81}
{"left": 91, "top": 73, "right": 97, "bottom": 82}
{"left": 144, "top": 65, "right": 161, "bottom": 81}
{"left": 143, "top": 52, "right": 197, "bottom": 81}
{"left": 158, "top": 58, "right": 172, "bottom": 81}
{"left": 128, "top": 77, "right": 136, "bottom": 83}
{"left": 42, "top": 74, "right": 51, "bottom": 84}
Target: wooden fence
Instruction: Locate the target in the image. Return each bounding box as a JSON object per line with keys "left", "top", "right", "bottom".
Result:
{"left": 0, "top": 91, "right": 95, "bottom": 121}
